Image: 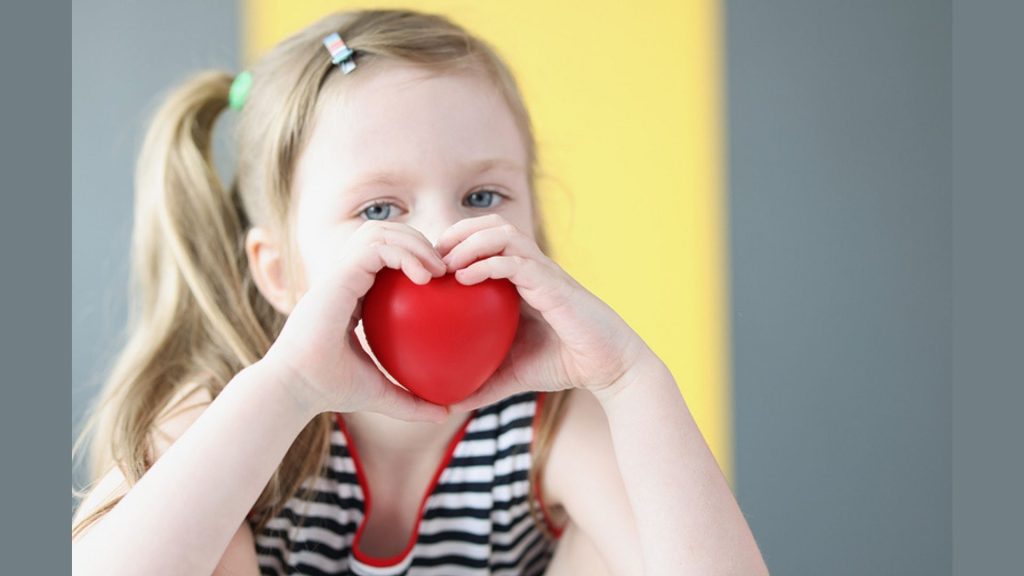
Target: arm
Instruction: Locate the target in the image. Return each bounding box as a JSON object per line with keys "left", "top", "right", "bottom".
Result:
{"left": 73, "top": 383, "right": 263, "bottom": 576}
{"left": 72, "top": 360, "right": 314, "bottom": 576}
{"left": 543, "top": 389, "right": 641, "bottom": 576}
{"left": 586, "top": 349, "right": 769, "bottom": 576}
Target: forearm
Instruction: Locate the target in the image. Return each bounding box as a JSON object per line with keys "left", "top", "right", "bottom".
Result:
{"left": 72, "top": 360, "right": 317, "bottom": 576}
{"left": 594, "top": 350, "right": 769, "bottom": 576}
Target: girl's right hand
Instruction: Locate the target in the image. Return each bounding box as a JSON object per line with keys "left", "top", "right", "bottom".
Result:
{"left": 261, "top": 220, "right": 450, "bottom": 422}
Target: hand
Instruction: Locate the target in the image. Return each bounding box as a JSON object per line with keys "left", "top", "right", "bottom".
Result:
{"left": 435, "top": 214, "right": 651, "bottom": 411}
{"left": 262, "top": 220, "right": 450, "bottom": 422}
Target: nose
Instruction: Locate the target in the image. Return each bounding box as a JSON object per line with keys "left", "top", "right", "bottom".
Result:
{"left": 412, "top": 222, "right": 446, "bottom": 251}
{"left": 408, "top": 203, "right": 463, "bottom": 252}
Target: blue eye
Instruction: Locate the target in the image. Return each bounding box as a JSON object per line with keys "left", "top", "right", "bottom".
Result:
{"left": 465, "top": 190, "right": 504, "bottom": 208}
{"left": 360, "top": 191, "right": 503, "bottom": 220}
{"left": 360, "top": 202, "right": 398, "bottom": 221}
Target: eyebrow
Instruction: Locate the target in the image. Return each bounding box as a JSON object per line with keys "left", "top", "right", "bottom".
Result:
{"left": 344, "top": 158, "right": 525, "bottom": 194}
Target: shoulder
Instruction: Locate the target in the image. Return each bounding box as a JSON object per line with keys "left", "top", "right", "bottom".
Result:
{"left": 74, "top": 381, "right": 259, "bottom": 574}
{"left": 73, "top": 382, "right": 214, "bottom": 541}
{"left": 539, "top": 388, "right": 641, "bottom": 576}
{"left": 126, "top": 383, "right": 261, "bottom": 575}
{"left": 540, "top": 388, "right": 615, "bottom": 508}
{"left": 148, "top": 382, "right": 215, "bottom": 462}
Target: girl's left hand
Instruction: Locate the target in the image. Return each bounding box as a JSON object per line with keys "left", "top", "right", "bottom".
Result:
{"left": 434, "top": 214, "right": 650, "bottom": 411}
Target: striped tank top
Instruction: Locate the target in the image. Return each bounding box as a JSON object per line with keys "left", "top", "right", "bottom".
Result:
{"left": 253, "top": 391, "right": 565, "bottom": 576}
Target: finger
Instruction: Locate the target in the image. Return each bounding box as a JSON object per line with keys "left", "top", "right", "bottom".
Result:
{"left": 433, "top": 214, "right": 509, "bottom": 258}
{"left": 364, "top": 380, "right": 450, "bottom": 423}
{"left": 449, "top": 366, "right": 527, "bottom": 412}
{"left": 324, "top": 244, "right": 431, "bottom": 320}
{"left": 456, "top": 255, "right": 578, "bottom": 317}
{"left": 322, "top": 225, "right": 440, "bottom": 298}
{"left": 449, "top": 387, "right": 511, "bottom": 412}
{"left": 454, "top": 255, "right": 537, "bottom": 287}
{"left": 442, "top": 224, "right": 536, "bottom": 271}
{"left": 376, "top": 244, "right": 433, "bottom": 285}
{"left": 364, "top": 223, "right": 446, "bottom": 277}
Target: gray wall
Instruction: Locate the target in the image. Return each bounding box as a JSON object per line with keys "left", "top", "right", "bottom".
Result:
{"left": 72, "top": 0, "right": 238, "bottom": 481}
{"left": 727, "top": 1, "right": 951, "bottom": 574}
{"left": 952, "top": 0, "right": 1024, "bottom": 572}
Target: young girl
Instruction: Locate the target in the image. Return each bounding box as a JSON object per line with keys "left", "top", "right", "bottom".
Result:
{"left": 72, "top": 9, "right": 767, "bottom": 576}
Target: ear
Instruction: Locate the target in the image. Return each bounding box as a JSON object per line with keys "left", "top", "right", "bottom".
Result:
{"left": 245, "top": 226, "right": 295, "bottom": 315}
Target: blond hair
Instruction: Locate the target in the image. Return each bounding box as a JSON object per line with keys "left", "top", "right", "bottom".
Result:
{"left": 72, "top": 8, "right": 568, "bottom": 542}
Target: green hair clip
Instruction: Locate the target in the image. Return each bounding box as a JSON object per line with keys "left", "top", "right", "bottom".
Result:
{"left": 229, "top": 71, "right": 253, "bottom": 110}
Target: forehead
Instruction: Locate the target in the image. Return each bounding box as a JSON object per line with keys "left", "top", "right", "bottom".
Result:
{"left": 302, "top": 61, "right": 528, "bottom": 179}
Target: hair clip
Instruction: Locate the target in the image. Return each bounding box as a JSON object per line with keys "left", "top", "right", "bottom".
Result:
{"left": 322, "top": 32, "right": 357, "bottom": 74}
{"left": 229, "top": 70, "right": 253, "bottom": 110}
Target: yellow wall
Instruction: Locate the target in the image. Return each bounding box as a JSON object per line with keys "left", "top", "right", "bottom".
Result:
{"left": 244, "top": 0, "right": 732, "bottom": 482}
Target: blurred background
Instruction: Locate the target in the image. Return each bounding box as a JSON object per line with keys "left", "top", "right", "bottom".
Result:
{"left": 73, "top": 1, "right": 951, "bottom": 573}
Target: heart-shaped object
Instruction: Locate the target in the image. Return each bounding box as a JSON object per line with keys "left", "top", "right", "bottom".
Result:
{"left": 360, "top": 267, "right": 521, "bottom": 405}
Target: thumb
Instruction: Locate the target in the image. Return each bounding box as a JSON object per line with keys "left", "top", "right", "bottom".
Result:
{"left": 449, "top": 362, "right": 524, "bottom": 413}
{"left": 363, "top": 378, "right": 450, "bottom": 423}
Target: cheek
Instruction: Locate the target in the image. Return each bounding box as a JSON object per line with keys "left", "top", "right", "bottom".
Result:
{"left": 292, "top": 220, "right": 361, "bottom": 294}
{"left": 290, "top": 220, "right": 328, "bottom": 294}
{"left": 510, "top": 204, "right": 538, "bottom": 241}
{"left": 290, "top": 187, "right": 347, "bottom": 292}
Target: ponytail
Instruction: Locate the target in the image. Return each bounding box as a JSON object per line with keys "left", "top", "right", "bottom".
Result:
{"left": 131, "top": 71, "right": 274, "bottom": 373}
{"left": 72, "top": 71, "right": 329, "bottom": 540}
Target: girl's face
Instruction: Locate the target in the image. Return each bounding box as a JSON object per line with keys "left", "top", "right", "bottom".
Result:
{"left": 288, "top": 61, "right": 535, "bottom": 296}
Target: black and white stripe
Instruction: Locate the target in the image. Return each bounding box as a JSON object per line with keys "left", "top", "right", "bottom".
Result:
{"left": 255, "top": 392, "right": 557, "bottom": 576}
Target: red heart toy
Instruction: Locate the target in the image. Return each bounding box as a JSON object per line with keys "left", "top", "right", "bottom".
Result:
{"left": 360, "top": 267, "right": 521, "bottom": 406}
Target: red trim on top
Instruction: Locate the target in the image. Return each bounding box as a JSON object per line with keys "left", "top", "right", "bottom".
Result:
{"left": 333, "top": 411, "right": 477, "bottom": 568}
{"left": 532, "top": 392, "right": 567, "bottom": 539}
